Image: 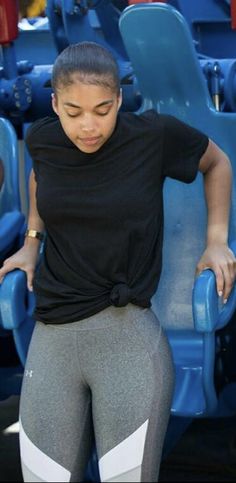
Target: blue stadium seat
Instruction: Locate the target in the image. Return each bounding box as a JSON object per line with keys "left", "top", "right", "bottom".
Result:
{"left": 0, "top": 269, "right": 35, "bottom": 367}
{"left": 0, "top": 120, "right": 39, "bottom": 367}
{"left": 0, "top": 117, "right": 25, "bottom": 261}
{"left": 119, "top": 2, "right": 236, "bottom": 419}
{"left": 0, "top": 117, "right": 26, "bottom": 397}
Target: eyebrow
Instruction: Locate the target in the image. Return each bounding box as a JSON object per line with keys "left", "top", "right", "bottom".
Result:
{"left": 63, "top": 100, "right": 114, "bottom": 108}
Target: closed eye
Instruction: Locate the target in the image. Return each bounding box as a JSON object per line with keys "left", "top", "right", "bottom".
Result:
{"left": 67, "top": 111, "right": 110, "bottom": 118}
{"left": 96, "top": 110, "right": 110, "bottom": 116}
{"left": 67, "top": 112, "right": 81, "bottom": 118}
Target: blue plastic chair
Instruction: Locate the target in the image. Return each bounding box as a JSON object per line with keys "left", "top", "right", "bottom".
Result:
{"left": 0, "top": 117, "right": 26, "bottom": 397}
{"left": 0, "top": 270, "right": 35, "bottom": 367}
{"left": 0, "top": 118, "right": 42, "bottom": 367}
{"left": 119, "top": 3, "right": 236, "bottom": 419}
{"left": 0, "top": 120, "right": 36, "bottom": 366}
{"left": 0, "top": 117, "right": 25, "bottom": 261}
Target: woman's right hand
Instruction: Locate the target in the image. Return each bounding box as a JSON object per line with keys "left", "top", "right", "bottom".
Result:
{"left": 0, "top": 240, "right": 41, "bottom": 292}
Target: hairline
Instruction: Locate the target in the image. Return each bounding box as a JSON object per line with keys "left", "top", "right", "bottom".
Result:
{"left": 52, "top": 72, "right": 120, "bottom": 96}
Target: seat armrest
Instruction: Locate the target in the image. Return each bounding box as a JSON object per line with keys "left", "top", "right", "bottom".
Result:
{"left": 192, "top": 240, "right": 236, "bottom": 332}
{"left": 0, "top": 269, "right": 35, "bottom": 330}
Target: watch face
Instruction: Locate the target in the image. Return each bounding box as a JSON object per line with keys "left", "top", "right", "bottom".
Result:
{"left": 25, "top": 229, "right": 44, "bottom": 241}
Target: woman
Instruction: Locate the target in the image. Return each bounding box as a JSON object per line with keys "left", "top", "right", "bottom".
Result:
{"left": 0, "top": 41, "right": 235, "bottom": 482}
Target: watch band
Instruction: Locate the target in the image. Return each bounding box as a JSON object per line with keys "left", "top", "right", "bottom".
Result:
{"left": 25, "top": 229, "right": 44, "bottom": 242}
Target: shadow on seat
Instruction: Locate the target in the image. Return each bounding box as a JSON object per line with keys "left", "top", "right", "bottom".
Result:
{"left": 0, "top": 118, "right": 25, "bottom": 262}
{"left": 119, "top": 2, "right": 236, "bottom": 422}
{"left": 0, "top": 117, "right": 26, "bottom": 397}
{"left": 0, "top": 119, "right": 35, "bottom": 367}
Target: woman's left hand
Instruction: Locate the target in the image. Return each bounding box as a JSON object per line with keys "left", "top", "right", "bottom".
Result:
{"left": 196, "top": 243, "right": 236, "bottom": 303}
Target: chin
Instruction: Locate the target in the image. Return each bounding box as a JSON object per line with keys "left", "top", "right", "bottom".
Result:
{"left": 77, "top": 139, "right": 105, "bottom": 154}
{"left": 78, "top": 144, "right": 101, "bottom": 154}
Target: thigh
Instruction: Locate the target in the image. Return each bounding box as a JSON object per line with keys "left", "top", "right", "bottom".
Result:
{"left": 91, "top": 307, "right": 174, "bottom": 482}
{"left": 20, "top": 322, "right": 93, "bottom": 482}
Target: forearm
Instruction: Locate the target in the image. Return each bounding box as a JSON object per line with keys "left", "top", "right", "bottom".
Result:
{"left": 24, "top": 169, "right": 45, "bottom": 249}
{"left": 27, "top": 169, "right": 45, "bottom": 233}
{"left": 196, "top": 140, "right": 235, "bottom": 300}
{"left": 203, "top": 153, "right": 232, "bottom": 246}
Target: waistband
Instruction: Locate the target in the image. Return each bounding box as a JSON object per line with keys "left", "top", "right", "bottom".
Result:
{"left": 38, "top": 304, "right": 153, "bottom": 332}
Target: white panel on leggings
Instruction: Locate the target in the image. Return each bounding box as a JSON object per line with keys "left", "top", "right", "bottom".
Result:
{"left": 103, "top": 465, "right": 142, "bottom": 482}
{"left": 19, "top": 419, "right": 71, "bottom": 482}
{"left": 99, "top": 419, "right": 149, "bottom": 482}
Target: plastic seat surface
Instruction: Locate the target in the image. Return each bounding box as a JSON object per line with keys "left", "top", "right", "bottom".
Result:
{"left": 0, "top": 270, "right": 35, "bottom": 366}
{"left": 119, "top": 3, "right": 236, "bottom": 416}
{"left": 0, "top": 118, "right": 25, "bottom": 260}
{"left": 0, "top": 120, "right": 37, "bottom": 366}
{"left": 0, "top": 118, "right": 26, "bottom": 393}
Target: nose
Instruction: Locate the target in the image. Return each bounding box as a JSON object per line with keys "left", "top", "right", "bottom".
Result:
{"left": 80, "top": 113, "right": 97, "bottom": 133}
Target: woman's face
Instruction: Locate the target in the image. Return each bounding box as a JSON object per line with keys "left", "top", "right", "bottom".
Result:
{"left": 52, "top": 77, "right": 122, "bottom": 154}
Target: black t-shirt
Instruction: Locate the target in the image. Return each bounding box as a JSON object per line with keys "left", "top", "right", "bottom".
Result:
{"left": 26, "top": 110, "right": 209, "bottom": 324}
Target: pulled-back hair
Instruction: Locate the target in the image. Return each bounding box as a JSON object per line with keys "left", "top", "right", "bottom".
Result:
{"left": 51, "top": 42, "right": 120, "bottom": 94}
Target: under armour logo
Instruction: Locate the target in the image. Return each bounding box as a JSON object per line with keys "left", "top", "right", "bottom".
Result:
{"left": 25, "top": 370, "right": 34, "bottom": 378}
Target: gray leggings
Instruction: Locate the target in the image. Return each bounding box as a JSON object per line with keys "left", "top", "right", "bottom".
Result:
{"left": 19, "top": 304, "right": 174, "bottom": 482}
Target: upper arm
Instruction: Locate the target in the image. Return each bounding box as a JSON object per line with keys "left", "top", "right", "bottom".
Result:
{"left": 161, "top": 114, "right": 209, "bottom": 183}
{"left": 198, "top": 139, "right": 230, "bottom": 174}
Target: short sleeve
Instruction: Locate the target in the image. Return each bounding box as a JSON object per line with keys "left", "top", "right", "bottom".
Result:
{"left": 161, "top": 114, "right": 209, "bottom": 183}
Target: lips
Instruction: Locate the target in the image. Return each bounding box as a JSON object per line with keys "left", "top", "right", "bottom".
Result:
{"left": 80, "top": 136, "right": 101, "bottom": 146}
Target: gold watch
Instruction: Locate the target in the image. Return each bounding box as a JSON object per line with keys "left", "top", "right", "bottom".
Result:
{"left": 25, "top": 229, "right": 44, "bottom": 242}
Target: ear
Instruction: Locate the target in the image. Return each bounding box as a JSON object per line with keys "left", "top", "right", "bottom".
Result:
{"left": 51, "top": 93, "right": 59, "bottom": 115}
{"left": 117, "top": 88, "right": 122, "bottom": 111}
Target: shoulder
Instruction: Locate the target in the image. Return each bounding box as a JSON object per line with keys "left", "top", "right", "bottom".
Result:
{"left": 158, "top": 113, "right": 208, "bottom": 141}
{"left": 120, "top": 110, "right": 185, "bottom": 136}
{"left": 25, "top": 116, "right": 58, "bottom": 139}
{"left": 118, "top": 109, "right": 165, "bottom": 135}
{"left": 25, "top": 116, "right": 65, "bottom": 149}
{"left": 122, "top": 109, "right": 161, "bottom": 125}
{"left": 134, "top": 110, "right": 205, "bottom": 135}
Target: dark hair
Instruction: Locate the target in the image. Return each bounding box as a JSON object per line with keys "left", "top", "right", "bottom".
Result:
{"left": 51, "top": 42, "right": 120, "bottom": 94}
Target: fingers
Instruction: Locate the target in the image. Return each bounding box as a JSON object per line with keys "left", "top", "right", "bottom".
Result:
{"left": 196, "top": 250, "right": 236, "bottom": 303}
{"left": 215, "top": 256, "right": 236, "bottom": 303}
{"left": 228, "top": 251, "right": 236, "bottom": 282}
{"left": 26, "top": 269, "right": 34, "bottom": 292}
{"left": 214, "top": 267, "right": 225, "bottom": 299}
{"left": 221, "top": 256, "right": 236, "bottom": 302}
{"left": 0, "top": 260, "right": 34, "bottom": 292}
